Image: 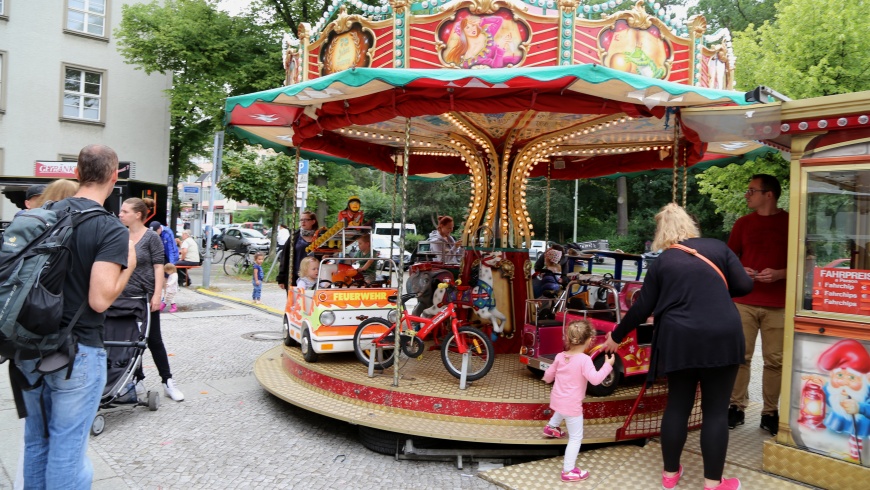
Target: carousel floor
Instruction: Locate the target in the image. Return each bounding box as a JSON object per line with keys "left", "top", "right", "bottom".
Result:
{"left": 256, "top": 344, "right": 668, "bottom": 444}
{"left": 256, "top": 345, "right": 817, "bottom": 488}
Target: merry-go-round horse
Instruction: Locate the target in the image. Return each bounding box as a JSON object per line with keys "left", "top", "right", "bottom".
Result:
{"left": 471, "top": 252, "right": 507, "bottom": 334}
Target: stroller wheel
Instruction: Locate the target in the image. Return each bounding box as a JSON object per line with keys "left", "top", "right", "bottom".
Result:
{"left": 148, "top": 391, "right": 160, "bottom": 411}
{"left": 91, "top": 415, "right": 105, "bottom": 436}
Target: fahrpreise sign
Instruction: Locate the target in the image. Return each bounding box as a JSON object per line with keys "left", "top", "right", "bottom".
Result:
{"left": 811, "top": 267, "right": 870, "bottom": 315}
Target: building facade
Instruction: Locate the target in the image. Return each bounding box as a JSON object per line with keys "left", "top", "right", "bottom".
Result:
{"left": 0, "top": 0, "right": 170, "bottom": 220}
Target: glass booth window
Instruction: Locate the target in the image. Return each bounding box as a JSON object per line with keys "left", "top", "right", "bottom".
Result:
{"left": 803, "top": 168, "right": 870, "bottom": 316}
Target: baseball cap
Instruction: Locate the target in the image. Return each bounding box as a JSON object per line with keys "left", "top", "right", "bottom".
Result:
{"left": 25, "top": 184, "right": 48, "bottom": 200}
{"left": 149, "top": 222, "right": 163, "bottom": 231}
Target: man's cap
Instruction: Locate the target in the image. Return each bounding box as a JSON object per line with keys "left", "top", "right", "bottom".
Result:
{"left": 149, "top": 221, "right": 163, "bottom": 231}
{"left": 25, "top": 184, "right": 48, "bottom": 200}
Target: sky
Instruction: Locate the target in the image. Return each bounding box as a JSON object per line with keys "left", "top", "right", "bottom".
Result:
{"left": 218, "top": 0, "right": 253, "bottom": 16}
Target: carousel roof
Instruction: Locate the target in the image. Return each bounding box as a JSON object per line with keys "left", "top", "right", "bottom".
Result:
{"left": 226, "top": 64, "right": 769, "bottom": 179}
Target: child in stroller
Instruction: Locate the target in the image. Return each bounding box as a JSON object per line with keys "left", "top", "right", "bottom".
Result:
{"left": 91, "top": 296, "right": 159, "bottom": 436}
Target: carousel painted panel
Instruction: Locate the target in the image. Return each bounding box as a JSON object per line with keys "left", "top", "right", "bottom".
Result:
{"left": 304, "top": 12, "right": 393, "bottom": 81}
{"left": 790, "top": 334, "right": 870, "bottom": 467}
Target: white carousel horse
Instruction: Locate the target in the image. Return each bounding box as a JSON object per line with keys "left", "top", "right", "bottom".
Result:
{"left": 422, "top": 282, "right": 450, "bottom": 317}
{"left": 472, "top": 252, "right": 507, "bottom": 333}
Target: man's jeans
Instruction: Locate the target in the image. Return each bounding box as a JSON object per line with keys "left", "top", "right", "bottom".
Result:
{"left": 17, "top": 344, "right": 107, "bottom": 490}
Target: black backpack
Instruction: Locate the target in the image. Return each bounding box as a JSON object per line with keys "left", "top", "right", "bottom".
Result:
{"left": 0, "top": 204, "right": 110, "bottom": 372}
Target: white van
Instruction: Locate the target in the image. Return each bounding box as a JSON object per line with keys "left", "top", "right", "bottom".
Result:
{"left": 372, "top": 222, "right": 417, "bottom": 270}
{"left": 373, "top": 222, "right": 417, "bottom": 238}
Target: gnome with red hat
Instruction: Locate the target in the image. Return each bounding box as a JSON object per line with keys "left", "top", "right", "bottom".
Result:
{"left": 817, "top": 339, "right": 870, "bottom": 462}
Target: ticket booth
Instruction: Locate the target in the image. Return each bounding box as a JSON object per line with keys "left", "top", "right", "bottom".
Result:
{"left": 763, "top": 91, "right": 870, "bottom": 488}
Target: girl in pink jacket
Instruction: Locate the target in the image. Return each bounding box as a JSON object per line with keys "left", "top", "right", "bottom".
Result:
{"left": 543, "top": 320, "right": 615, "bottom": 482}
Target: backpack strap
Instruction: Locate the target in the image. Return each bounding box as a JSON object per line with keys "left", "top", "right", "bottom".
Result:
{"left": 669, "top": 243, "right": 728, "bottom": 288}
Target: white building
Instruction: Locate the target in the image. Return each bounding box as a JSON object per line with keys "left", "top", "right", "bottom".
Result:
{"left": 0, "top": 0, "right": 171, "bottom": 220}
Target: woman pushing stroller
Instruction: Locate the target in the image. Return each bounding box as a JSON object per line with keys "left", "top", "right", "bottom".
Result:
{"left": 118, "top": 197, "right": 184, "bottom": 402}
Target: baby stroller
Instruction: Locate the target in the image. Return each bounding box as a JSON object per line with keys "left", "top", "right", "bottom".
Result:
{"left": 90, "top": 296, "right": 159, "bottom": 436}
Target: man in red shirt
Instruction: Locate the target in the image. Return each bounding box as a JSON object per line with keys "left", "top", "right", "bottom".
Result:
{"left": 727, "top": 174, "right": 789, "bottom": 436}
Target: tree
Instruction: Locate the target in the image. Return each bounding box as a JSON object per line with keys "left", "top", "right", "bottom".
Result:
{"left": 116, "top": 0, "right": 284, "bottom": 233}
{"left": 732, "top": 0, "right": 870, "bottom": 98}
{"left": 218, "top": 151, "right": 298, "bottom": 253}
{"left": 687, "top": 0, "right": 776, "bottom": 33}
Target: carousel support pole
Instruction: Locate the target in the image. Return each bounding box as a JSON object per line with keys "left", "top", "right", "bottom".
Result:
{"left": 672, "top": 125, "right": 679, "bottom": 203}
{"left": 390, "top": 165, "right": 398, "bottom": 278}
{"left": 573, "top": 179, "right": 578, "bottom": 242}
{"left": 545, "top": 162, "right": 551, "bottom": 244}
{"left": 393, "top": 117, "right": 412, "bottom": 388}
{"left": 285, "top": 147, "right": 301, "bottom": 289}
{"left": 682, "top": 144, "right": 688, "bottom": 208}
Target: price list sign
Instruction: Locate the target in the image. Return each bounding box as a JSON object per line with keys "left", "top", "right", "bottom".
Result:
{"left": 812, "top": 267, "right": 870, "bottom": 315}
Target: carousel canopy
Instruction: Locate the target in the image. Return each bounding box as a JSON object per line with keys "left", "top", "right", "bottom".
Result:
{"left": 226, "top": 64, "right": 767, "bottom": 179}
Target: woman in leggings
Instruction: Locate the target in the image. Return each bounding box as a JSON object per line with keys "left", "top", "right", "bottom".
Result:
{"left": 119, "top": 197, "right": 184, "bottom": 402}
{"left": 604, "top": 203, "right": 752, "bottom": 490}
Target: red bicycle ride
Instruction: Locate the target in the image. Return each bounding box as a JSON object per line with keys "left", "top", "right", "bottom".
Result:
{"left": 352, "top": 286, "right": 495, "bottom": 381}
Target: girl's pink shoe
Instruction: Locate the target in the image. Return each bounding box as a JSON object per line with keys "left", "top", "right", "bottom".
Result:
{"left": 706, "top": 478, "right": 741, "bottom": 490}
{"left": 661, "top": 465, "right": 683, "bottom": 489}
{"left": 170, "top": 304, "right": 177, "bottom": 313}
{"left": 160, "top": 302, "right": 166, "bottom": 312}
{"left": 542, "top": 425, "right": 566, "bottom": 438}
{"left": 561, "top": 468, "right": 589, "bottom": 482}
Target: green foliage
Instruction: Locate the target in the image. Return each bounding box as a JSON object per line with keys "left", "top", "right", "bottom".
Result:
{"left": 218, "top": 151, "right": 298, "bottom": 224}
{"left": 403, "top": 233, "right": 426, "bottom": 254}
{"left": 234, "top": 208, "right": 268, "bottom": 224}
{"left": 733, "top": 0, "right": 870, "bottom": 97}
{"left": 115, "top": 0, "right": 284, "bottom": 231}
{"left": 688, "top": 0, "right": 777, "bottom": 32}
{"left": 695, "top": 153, "right": 790, "bottom": 232}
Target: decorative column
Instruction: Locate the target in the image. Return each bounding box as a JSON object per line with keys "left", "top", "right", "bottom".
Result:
{"left": 558, "top": 0, "right": 579, "bottom": 66}
{"left": 687, "top": 15, "right": 706, "bottom": 86}
{"left": 390, "top": 0, "right": 408, "bottom": 68}
{"left": 298, "top": 23, "right": 312, "bottom": 82}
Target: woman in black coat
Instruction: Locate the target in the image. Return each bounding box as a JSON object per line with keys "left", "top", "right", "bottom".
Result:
{"left": 604, "top": 203, "right": 753, "bottom": 490}
{"left": 277, "top": 211, "right": 319, "bottom": 291}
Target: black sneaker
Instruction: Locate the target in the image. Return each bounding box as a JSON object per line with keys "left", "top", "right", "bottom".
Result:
{"left": 760, "top": 412, "right": 779, "bottom": 436}
{"left": 728, "top": 405, "right": 745, "bottom": 429}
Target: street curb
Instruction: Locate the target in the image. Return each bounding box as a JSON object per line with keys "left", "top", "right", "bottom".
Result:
{"left": 194, "top": 287, "right": 283, "bottom": 317}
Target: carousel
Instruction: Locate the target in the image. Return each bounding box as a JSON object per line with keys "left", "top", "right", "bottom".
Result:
{"left": 225, "top": 0, "right": 797, "bottom": 483}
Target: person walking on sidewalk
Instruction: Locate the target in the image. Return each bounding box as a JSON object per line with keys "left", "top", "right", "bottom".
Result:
{"left": 604, "top": 203, "right": 753, "bottom": 490}
{"left": 727, "top": 174, "right": 788, "bottom": 436}
{"left": 119, "top": 197, "right": 185, "bottom": 402}
{"left": 162, "top": 263, "right": 180, "bottom": 313}
{"left": 150, "top": 221, "right": 179, "bottom": 265}
{"left": 16, "top": 144, "right": 134, "bottom": 489}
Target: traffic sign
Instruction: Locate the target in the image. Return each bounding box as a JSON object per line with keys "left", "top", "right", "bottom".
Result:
{"left": 182, "top": 185, "right": 200, "bottom": 201}
{"left": 298, "top": 159, "right": 309, "bottom": 175}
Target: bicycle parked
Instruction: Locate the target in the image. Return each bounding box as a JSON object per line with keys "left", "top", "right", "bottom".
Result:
{"left": 352, "top": 284, "right": 495, "bottom": 381}
{"left": 203, "top": 240, "right": 224, "bottom": 263}
{"left": 223, "top": 244, "right": 257, "bottom": 276}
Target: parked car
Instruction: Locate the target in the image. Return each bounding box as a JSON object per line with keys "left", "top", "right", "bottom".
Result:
{"left": 371, "top": 234, "right": 412, "bottom": 270}
{"left": 228, "top": 222, "right": 267, "bottom": 234}
{"left": 222, "top": 228, "right": 270, "bottom": 252}
{"left": 528, "top": 240, "right": 547, "bottom": 259}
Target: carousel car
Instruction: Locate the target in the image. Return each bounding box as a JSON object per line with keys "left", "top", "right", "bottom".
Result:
{"left": 282, "top": 258, "right": 398, "bottom": 362}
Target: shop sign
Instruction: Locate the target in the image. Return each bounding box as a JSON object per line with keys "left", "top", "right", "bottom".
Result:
{"left": 811, "top": 267, "right": 870, "bottom": 315}
{"left": 34, "top": 161, "right": 132, "bottom": 179}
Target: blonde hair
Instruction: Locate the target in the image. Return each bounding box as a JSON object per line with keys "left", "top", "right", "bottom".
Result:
{"left": 652, "top": 203, "right": 700, "bottom": 251}
{"left": 164, "top": 263, "right": 177, "bottom": 274}
{"left": 299, "top": 255, "right": 319, "bottom": 275}
{"left": 564, "top": 320, "right": 595, "bottom": 350}
{"left": 32, "top": 179, "right": 79, "bottom": 207}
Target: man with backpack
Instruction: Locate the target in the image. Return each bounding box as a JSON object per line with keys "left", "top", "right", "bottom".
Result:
{"left": 14, "top": 144, "right": 135, "bottom": 489}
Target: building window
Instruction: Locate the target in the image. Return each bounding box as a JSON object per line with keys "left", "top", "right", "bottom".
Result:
{"left": 0, "top": 0, "right": 7, "bottom": 19}
{"left": 66, "top": 0, "right": 106, "bottom": 37}
{"left": 62, "top": 66, "right": 103, "bottom": 122}
{"left": 0, "top": 51, "right": 6, "bottom": 113}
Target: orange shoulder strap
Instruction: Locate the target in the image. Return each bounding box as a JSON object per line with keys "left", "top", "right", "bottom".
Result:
{"left": 669, "top": 243, "right": 728, "bottom": 288}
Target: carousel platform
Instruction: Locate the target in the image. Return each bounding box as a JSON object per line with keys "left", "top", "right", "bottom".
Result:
{"left": 255, "top": 344, "right": 674, "bottom": 445}
{"left": 256, "top": 345, "right": 817, "bottom": 489}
